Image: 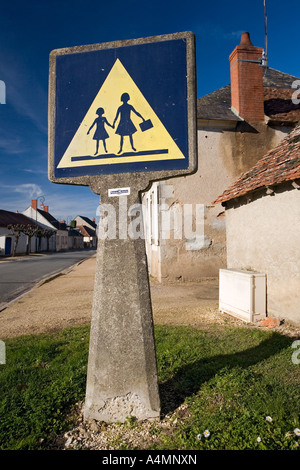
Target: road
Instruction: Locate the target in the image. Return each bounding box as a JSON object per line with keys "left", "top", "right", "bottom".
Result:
{"left": 0, "top": 249, "right": 96, "bottom": 307}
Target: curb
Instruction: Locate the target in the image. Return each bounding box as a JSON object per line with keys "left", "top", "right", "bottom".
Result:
{"left": 0, "top": 255, "right": 95, "bottom": 313}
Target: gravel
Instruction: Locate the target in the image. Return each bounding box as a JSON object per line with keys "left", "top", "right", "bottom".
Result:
{"left": 48, "top": 401, "right": 189, "bottom": 450}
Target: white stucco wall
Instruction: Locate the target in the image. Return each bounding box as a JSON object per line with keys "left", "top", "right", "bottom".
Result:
{"left": 0, "top": 228, "right": 30, "bottom": 255}
{"left": 23, "top": 207, "right": 54, "bottom": 229}
{"left": 56, "top": 230, "right": 69, "bottom": 251}
{"left": 143, "top": 122, "right": 290, "bottom": 281}
{"left": 226, "top": 186, "right": 300, "bottom": 325}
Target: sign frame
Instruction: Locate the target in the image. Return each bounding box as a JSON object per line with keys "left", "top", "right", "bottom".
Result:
{"left": 48, "top": 31, "right": 197, "bottom": 193}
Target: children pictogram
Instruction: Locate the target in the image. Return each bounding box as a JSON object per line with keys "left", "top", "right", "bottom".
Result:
{"left": 113, "top": 92, "right": 145, "bottom": 154}
{"left": 87, "top": 107, "right": 113, "bottom": 155}
{"left": 56, "top": 59, "right": 186, "bottom": 170}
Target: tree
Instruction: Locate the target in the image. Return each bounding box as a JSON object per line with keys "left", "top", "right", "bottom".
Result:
{"left": 7, "top": 224, "right": 24, "bottom": 256}
{"left": 7, "top": 224, "right": 38, "bottom": 256}
{"left": 22, "top": 225, "right": 40, "bottom": 254}
{"left": 38, "top": 228, "right": 55, "bottom": 252}
{"left": 7, "top": 224, "right": 54, "bottom": 256}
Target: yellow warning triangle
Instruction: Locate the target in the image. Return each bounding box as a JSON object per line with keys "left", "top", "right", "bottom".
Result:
{"left": 57, "top": 59, "right": 186, "bottom": 168}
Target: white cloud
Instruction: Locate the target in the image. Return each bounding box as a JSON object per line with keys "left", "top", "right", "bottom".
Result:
{"left": 0, "top": 181, "right": 99, "bottom": 221}
{"left": 2, "top": 183, "right": 44, "bottom": 199}
{"left": 23, "top": 168, "right": 48, "bottom": 176}
{"left": 47, "top": 192, "right": 100, "bottom": 222}
{"left": 0, "top": 183, "right": 44, "bottom": 213}
{"left": 15, "top": 184, "right": 44, "bottom": 198}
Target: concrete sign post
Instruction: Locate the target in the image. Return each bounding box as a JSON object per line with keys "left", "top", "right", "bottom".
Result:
{"left": 48, "top": 32, "right": 197, "bottom": 422}
{"left": 84, "top": 180, "right": 161, "bottom": 422}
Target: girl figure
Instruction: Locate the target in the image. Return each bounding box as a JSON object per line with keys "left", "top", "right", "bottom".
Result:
{"left": 87, "top": 107, "right": 113, "bottom": 155}
{"left": 113, "top": 92, "right": 145, "bottom": 154}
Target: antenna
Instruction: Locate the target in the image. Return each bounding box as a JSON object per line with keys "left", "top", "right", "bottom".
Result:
{"left": 262, "top": 0, "right": 268, "bottom": 68}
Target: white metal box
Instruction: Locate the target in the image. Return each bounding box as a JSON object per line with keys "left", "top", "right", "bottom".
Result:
{"left": 219, "top": 269, "right": 266, "bottom": 322}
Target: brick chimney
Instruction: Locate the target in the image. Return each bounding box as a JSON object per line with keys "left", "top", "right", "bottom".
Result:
{"left": 32, "top": 199, "right": 37, "bottom": 210}
{"left": 43, "top": 206, "right": 49, "bottom": 213}
{"left": 229, "top": 32, "right": 265, "bottom": 121}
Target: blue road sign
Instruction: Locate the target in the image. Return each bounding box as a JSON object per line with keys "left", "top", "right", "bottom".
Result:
{"left": 49, "top": 32, "right": 196, "bottom": 182}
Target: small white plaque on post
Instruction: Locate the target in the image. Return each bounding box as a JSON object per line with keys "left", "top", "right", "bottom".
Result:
{"left": 108, "top": 187, "right": 131, "bottom": 197}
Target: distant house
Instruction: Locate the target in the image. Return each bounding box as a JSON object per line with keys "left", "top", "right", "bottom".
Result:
{"left": 67, "top": 227, "right": 84, "bottom": 250}
{"left": 74, "top": 215, "right": 97, "bottom": 248}
{"left": 23, "top": 200, "right": 57, "bottom": 252}
{"left": 0, "top": 210, "right": 48, "bottom": 256}
{"left": 51, "top": 220, "right": 69, "bottom": 251}
{"left": 1, "top": 201, "right": 92, "bottom": 255}
{"left": 142, "top": 32, "right": 300, "bottom": 282}
{"left": 77, "top": 225, "right": 97, "bottom": 248}
{"left": 74, "top": 215, "right": 97, "bottom": 231}
{"left": 214, "top": 125, "right": 300, "bottom": 325}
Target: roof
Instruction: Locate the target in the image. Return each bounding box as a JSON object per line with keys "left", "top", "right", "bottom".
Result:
{"left": 75, "top": 216, "right": 97, "bottom": 229}
{"left": 37, "top": 208, "right": 57, "bottom": 225}
{"left": 197, "top": 68, "right": 300, "bottom": 122}
{"left": 0, "top": 210, "right": 40, "bottom": 228}
{"left": 264, "top": 87, "right": 300, "bottom": 123}
{"left": 78, "top": 225, "right": 96, "bottom": 237}
{"left": 68, "top": 228, "right": 83, "bottom": 237}
{"left": 197, "top": 84, "right": 240, "bottom": 122}
{"left": 213, "top": 125, "right": 300, "bottom": 204}
{"left": 261, "top": 67, "right": 299, "bottom": 88}
{"left": 51, "top": 220, "right": 68, "bottom": 230}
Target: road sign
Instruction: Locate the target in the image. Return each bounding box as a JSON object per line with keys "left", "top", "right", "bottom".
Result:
{"left": 48, "top": 32, "right": 197, "bottom": 424}
{"left": 48, "top": 32, "right": 197, "bottom": 185}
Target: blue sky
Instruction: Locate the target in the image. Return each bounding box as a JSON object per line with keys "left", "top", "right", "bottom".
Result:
{"left": 0, "top": 0, "right": 299, "bottom": 221}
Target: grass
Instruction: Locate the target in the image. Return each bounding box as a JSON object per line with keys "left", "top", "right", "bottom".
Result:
{"left": 0, "top": 323, "right": 299, "bottom": 450}
{"left": 0, "top": 327, "right": 89, "bottom": 450}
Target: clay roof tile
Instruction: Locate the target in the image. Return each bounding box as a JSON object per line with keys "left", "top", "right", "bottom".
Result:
{"left": 213, "top": 124, "right": 300, "bottom": 204}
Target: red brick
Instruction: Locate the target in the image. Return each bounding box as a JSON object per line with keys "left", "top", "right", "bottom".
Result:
{"left": 229, "top": 33, "right": 264, "bottom": 121}
{"left": 258, "top": 318, "right": 281, "bottom": 328}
